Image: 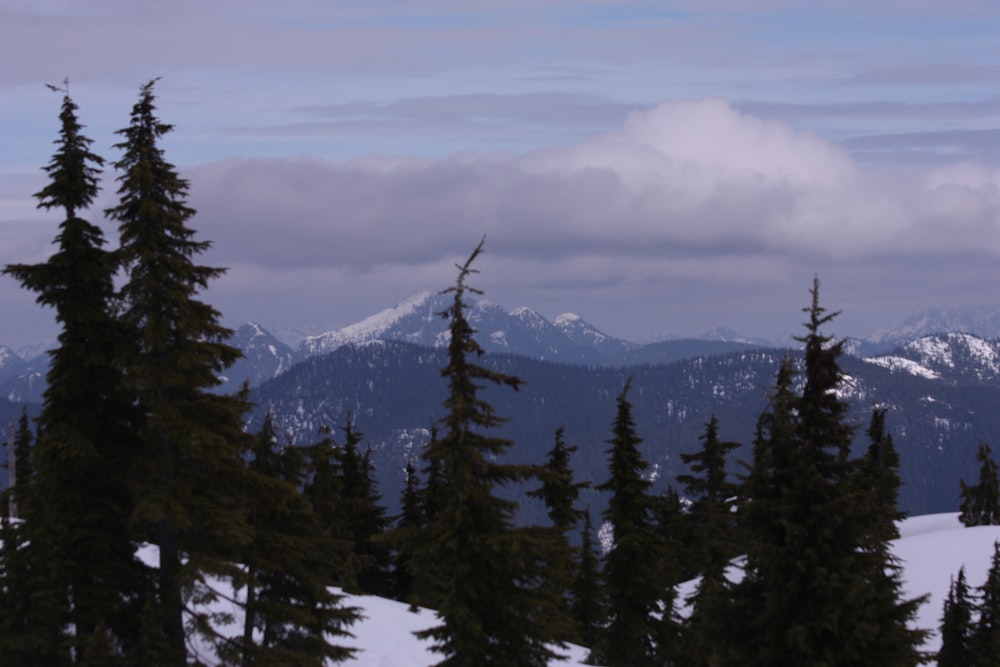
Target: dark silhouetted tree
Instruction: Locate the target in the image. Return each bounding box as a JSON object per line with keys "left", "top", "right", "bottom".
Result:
{"left": 2, "top": 82, "right": 142, "bottom": 665}
{"left": 677, "top": 416, "right": 741, "bottom": 667}
{"left": 731, "top": 280, "right": 926, "bottom": 667}
{"left": 938, "top": 567, "right": 975, "bottom": 667}
{"left": 972, "top": 541, "right": 1000, "bottom": 666}
{"left": 411, "top": 238, "right": 562, "bottom": 667}
{"left": 107, "top": 79, "right": 253, "bottom": 664}
{"left": 233, "top": 412, "right": 357, "bottom": 667}
{"left": 960, "top": 443, "right": 1000, "bottom": 527}
{"left": 593, "top": 378, "right": 673, "bottom": 667}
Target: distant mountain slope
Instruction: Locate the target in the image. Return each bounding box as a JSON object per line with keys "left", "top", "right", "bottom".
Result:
{"left": 868, "top": 306, "right": 1000, "bottom": 348}
{"left": 297, "top": 292, "right": 631, "bottom": 365}
{"left": 216, "top": 322, "right": 296, "bottom": 393}
{"left": 250, "top": 340, "right": 1000, "bottom": 518}
{"left": 865, "top": 333, "right": 1000, "bottom": 385}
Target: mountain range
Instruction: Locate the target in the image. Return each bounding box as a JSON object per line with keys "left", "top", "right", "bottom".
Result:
{"left": 5, "top": 295, "right": 1000, "bottom": 518}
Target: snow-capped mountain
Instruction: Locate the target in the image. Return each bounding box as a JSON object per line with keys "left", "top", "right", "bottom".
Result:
{"left": 554, "top": 313, "right": 633, "bottom": 358}
{"left": 299, "top": 291, "right": 446, "bottom": 357}
{"left": 215, "top": 322, "right": 297, "bottom": 393}
{"left": 865, "top": 333, "right": 1000, "bottom": 386}
{"left": 868, "top": 306, "right": 1000, "bottom": 349}
{"left": 297, "top": 292, "right": 630, "bottom": 365}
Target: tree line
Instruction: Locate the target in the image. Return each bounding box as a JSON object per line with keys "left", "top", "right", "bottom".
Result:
{"left": 1, "top": 81, "right": 997, "bottom": 666}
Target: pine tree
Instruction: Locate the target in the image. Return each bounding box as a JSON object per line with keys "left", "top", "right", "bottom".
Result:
{"left": 301, "top": 426, "right": 355, "bottom": 590}
{"left": 972, "top": 541, "right": 1000, "bottom": 666}
{"left": 677, "top": 416, "right": 741, "bottom": 667}
{"left": 732, "top": 279, "right": 926, "bottom": 667}
{"left": 859, "top": 406, "right": 904, "bottom": 541}
{"left": 2, "top": 83, "right": 143, "bottom": 665}
{"left": 938, "top": 567, "right": 975, "bottom": 667}
{"left": 337, "top": 416, "right": 393, "bottom": 596}
{"left": 592, "top": 378, "right": 671, "bottom": 667}
{"left": 106, "top": 79, "right": 253, "bottom": 664}
{"left": 959, "top": 442, "right": 1000, "bottom": 527}
{"left": 411, "top": 238, "right": 561, "bottom": 667}
{"left": 391, "top": 456, "right": 423, "bottom": 605}
{"left": 233, "top": 412, "right": 357, "bottom": 667}
{"left": 527, "top": 426, "right": 590, "bottom": 643}
{"left": 570, "top": 507, "right": 604, "bottom": 648}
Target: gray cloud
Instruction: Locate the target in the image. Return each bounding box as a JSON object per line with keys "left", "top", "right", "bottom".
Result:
{"left": 176, "top": 99, "right": 1000, "bottom": 344}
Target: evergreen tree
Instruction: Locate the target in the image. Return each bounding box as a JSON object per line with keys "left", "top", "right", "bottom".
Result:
{"left": 411, "top": 238, "right": 562, "bottom": 667}
{"left": 938, "top": 567, "right": 975, "bottom": 667}
{"left": 301, "top": 426, "right": 354, "bottom": 590}
{"left": 732, "top": 280, "right": 926, "bottom": 667}
{"left": 106, "top": 79, "right": 253, "bottom": 664}
{"left": 569, "top": 507, "right": 604, "bottom": 648}
{"left": 677, "top": 416, "right": 741, "bottom": 667}
{"left": 2, "top": 83, "right": 143, "bottom": 665}
{"left": 391, "top": 456, "right": 423, "bottom": 605}
{"left": 337, "top": 416, "right": 393, "bottom": 596}
{"left": 959, "top": 442, "right": 1000, "bottom": 527}
{"left": 527, "top": 426, "right": 590, "bottom": 643}
{"left": 233, "top": 412, "right": 357, "bottom": 667}
{"left": 593, "top": 378, "right": 672, "bottom": 667}
{"left": 972, "top": 541, "right": 1000, "bottom": 666}
{"left": 859, "top": 406, "right": 904, "bottom": 541}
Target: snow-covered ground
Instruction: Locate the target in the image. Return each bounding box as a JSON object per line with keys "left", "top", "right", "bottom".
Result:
{"left": 339, "top": 513, "right": 998, "bottom": 665}
{"left": 8, "top": 513, "right": 999, "bottom": 664}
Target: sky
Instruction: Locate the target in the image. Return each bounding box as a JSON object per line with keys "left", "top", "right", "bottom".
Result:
{"left": 2, "top": 1, "right": 1000, "bottom": 350}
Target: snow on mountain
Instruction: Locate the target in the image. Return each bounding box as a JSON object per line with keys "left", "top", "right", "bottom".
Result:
{"left": 299, "top": 291, "right": 443, "bottom": 357}
{"left": 295, "top": 293, "right": 630, "bottom": 365}
{"left": 864, "top": 333, "right": 1000, "bottom": 385}
{"left": 216, "top": 322, "right": 297, "bottom": 392}
{"left": 868, "top": 306, "right": 1000, "bottom": 347}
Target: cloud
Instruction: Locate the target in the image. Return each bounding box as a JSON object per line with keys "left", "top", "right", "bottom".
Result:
{"left": 190, "top": 99, "right": 1000, "bottom": 281}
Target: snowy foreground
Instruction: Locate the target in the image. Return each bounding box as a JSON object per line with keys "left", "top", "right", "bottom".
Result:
{"left": 112, "top": 513, "right": 1000, "bottom": 665}
{"left": 334, "top": 513, "right": 998, "bottom": 666}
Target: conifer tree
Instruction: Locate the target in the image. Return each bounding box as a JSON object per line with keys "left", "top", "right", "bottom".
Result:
{"left": 959, "top": 442, "right": 1000, "bottom": 527}
{"left": 234, "top": 412, "right": 357, "bottom": 666}
{"left": 527, "top": 426, "right": 590, "bottom": 643}
{"left": 412, "top": 238, "right": 561, "bottom": 667}
{"left": 732, "top": 280, "right": 926, "bottom": 667}
{"left": 593, "top": 378, "right": 672, "bottom": 667}
{"left": 302, "top": 426, "right": 355, "bottom": 589}
{"left": 106, "top": 78, "right": 253, "bottom": 664}
{"left": 392, "top": 456, "right": 423, "bottom": 604}
{"left": 2, "top": 83, "right": 143, "bottom": 665}
{"left": 677, "top": 416, "right": 740, "bottom": 667}
{"left": 938, "top": 567, "right": 975, "bottom": 667}
{"left": 972, "top": 541, "right": 1000, "bottom": 666}
{"left": 337, "top": 416, "right": 393, "bottom": 596}
{"left": 570, "top": 507, "right": 604, "bottom": 647}
{"left": 860, "top": 406, "right": 904, "bottom": 541}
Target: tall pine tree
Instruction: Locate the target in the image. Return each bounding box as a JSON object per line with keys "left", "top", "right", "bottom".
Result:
{"left": 2, "top": 83, "right": 143, "bottom": 665}
{"left": 732, "top": 279, "right": 926, "bottom": 667}
{"left": 411, "top": 238, "right": 561, "bottom": 667}
{"left": 106, "top": 79, "right": 254, "bottom": 664}
{"left": 593, "top": 378, "right": 674, "bottom": 667}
